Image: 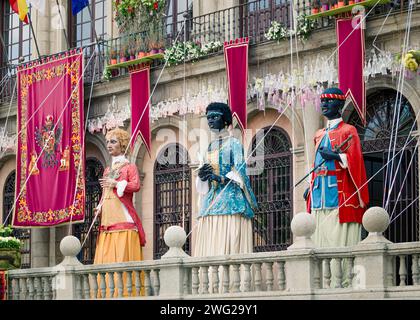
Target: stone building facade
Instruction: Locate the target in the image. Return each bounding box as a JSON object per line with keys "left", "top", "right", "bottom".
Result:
{"left": 0, "top": 0, "right": 419, "bottom": 268}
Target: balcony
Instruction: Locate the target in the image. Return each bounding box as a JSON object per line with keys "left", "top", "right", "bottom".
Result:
{"left": 5, "top": 208, "right": 420, "bottom": 300}
{"left": 0, "top": 0, "right": 418, "bottom": 106}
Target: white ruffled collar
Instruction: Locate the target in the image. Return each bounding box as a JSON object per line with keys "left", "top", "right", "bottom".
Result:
{"left": 112, "top": 155, "right": 129, "bottom": 166}
{"left": 327, "top": 118, "right": 343, "bottom": 130}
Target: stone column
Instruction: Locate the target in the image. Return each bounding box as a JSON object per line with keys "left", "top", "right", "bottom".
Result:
{"left": 159, "top": 226, "right": 190, "bottom": 298}
{"left": 31, "top": 229, "right": 49, "bottom": 268}
{"left": 285, "top": 212, "right": 317, "bottom": 297}
{"left": 352, "top": 207, "right": 392, "bottom": 298}
{"left": 54, "top": 235, "right": 82, "bottom": 300}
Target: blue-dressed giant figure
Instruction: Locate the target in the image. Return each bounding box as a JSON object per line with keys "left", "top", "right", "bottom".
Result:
{"left": 194, "top": 102, "right": 258, "bottom": 257}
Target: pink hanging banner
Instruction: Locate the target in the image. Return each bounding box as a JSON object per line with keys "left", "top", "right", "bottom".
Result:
{"left": 224, "top": 37, "right": 249, "bottom": 132}
{"left": 129, "top": 64, "right": 151, "bottom": 155}
{"left": 337, "top": 16, "right": 366, "bottom": 125}
{"left": 14, "top": 50, "right": 85, "bottom": 228}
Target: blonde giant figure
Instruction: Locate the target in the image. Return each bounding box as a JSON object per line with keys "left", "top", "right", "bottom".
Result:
{"left": 93, "top": 128, "right": 146, "bottom": 297}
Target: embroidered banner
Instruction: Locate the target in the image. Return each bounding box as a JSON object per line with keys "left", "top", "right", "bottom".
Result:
{"left": 13, "top": 50, "right": 85, "bottom": 228}
{"left": 337, "top": 16, "right": 366, "bottom": 125}
{"left": 129, "top": 63, "right": 151, "bottom": 155}
{"left": 224, "top": 38, "right": 249, "bottom": 132}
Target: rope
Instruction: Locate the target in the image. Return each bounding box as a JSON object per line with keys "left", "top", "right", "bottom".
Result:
{"left": 384, "top": 1, "right": 414, "bottom": 210}
{"left": 68, "top": 48, "right": 99, "bottom": 236}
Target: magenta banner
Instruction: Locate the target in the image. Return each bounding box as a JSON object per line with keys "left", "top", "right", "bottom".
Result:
{"left": 129, "top": 64, "right": 151, "bottom": 155}
{"left": 224, "top": 38, "right": 249, "bottom": 132}
{"left": 13, "top": 50, "right": 85, "bottom": 228}
{"left": 337, "top": 16, "right": 366, "bottom": 125}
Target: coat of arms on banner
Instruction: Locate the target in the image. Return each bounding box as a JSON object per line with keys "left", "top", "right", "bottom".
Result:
{"left": 35, "top": 115, "right": 63, "bottom": 168}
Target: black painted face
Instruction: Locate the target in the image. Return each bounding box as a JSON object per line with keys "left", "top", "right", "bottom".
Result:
{"left": 320, "top": 98, "right": 342, "bottom": 120}
{"left": 207, "top": 111, "right": 225, "bottom": 132}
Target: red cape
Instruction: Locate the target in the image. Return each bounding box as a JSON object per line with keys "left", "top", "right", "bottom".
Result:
{"left": 306, "top": 121, "right": 369, "bottom": 224}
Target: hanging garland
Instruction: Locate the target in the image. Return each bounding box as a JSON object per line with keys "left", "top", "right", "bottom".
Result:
{"left": 264, "top": 14, "right": 316, "bottom": 43}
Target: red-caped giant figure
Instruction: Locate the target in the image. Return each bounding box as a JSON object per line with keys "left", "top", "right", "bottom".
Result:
{"left": 304, "top": 87, "right": 369, "bottom": 251}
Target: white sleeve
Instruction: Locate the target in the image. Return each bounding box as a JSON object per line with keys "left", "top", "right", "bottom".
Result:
{"left": 226, "top": 170, "right": 244, "bottom": 189}
{"left": 116, "top": 180, "right": 128, "bottom": 197}
{"left": 338, "top": 154, "right": 348, "bottom": 169}
{"left": 196, "top": 176, "right": 209, "bottom": 195}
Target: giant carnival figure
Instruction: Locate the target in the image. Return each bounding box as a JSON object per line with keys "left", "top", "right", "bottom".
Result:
{"left": 304, "top": 87, "right": 369, "bottom": 287}
{"left": 94, "top": 128, "right": 146, "bottom": 297}
{"left": 194, "top": 102, "right": 258, "bottom": 257}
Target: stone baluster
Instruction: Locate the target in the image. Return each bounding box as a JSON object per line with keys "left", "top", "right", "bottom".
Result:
{"left": 27, "top": 277, "right": 34, "bottom": 300}
{"left": 243, "top": 263, "right": 251, "bottom": 292}
{"left": 43, "top": 277, "right": 51, "bottom": 300}
{"left": 126, "top": 271, "right": 133, "bottom": 297}
{"left": 34, "top": 277, "right": 43, "bottom": 300}
{"left": 116, "top": 272, "right": 123, "bottom": 297}
{"left": 323, "top": 258, "right": 332, "bottom": 289}
{"left": 51, "top": 278, "right": 56, "bottom": 300}
{"left": 313, "top": 259, "right": 321, "bottom": 289}
{"left": 82, "top": 274, "right": 90, "bottom": 299}
{"left": 412, "top": 255, "right": 419, "bottom": 285}
{"left": 152, "top": 269, "right": 160, "bottom": 296}
{"left": 333, "top": 259, "right": 343, "bottom": 288}
{"left": 201, "top": 266, "right": 209, "bottom": 294}
{"left": 19, "top": 278, "right": 27, "bottom": 300}
{"left": 346, "top": 258, "right": 354, "bottom": 288}
{"left": 12, "top": 278, "right": 20, "bottom": 300}
{"left": 192, "top": 267, "right": 199, "bottom": 295}
{"left": 386, "top": 256, "right": 395, "bottom": 287}
{"left": 265, "top": 262, "right": 274, "bottom": 291}
{"left": 222, "top": 265, "right": 229, "bottom": 293}
{"left": 211, "top": 266, "right": 219, "bottom": 294}
{"left": 90, "top": 273, "right": 98, "bottom": 299}
{"left": 108, "top": 272, "right": 115, "bottom": 298}
{"left": 277, "top": 261, "right": 286, "bottom": 291}
{"left": 134, "top": 271, "right": 141, "bottom": 296}
{"left": 99, "top": 273, "right": 107, "bottom": 298}
{"left": 144, "top": 270, "right": 152, "bottom": 296}
{"left": 75, "top": 275, "right": 82, "bottom": 299}
{"left": 232, "top": 264, "right": 240, "bottom": 293}
{"left": 183, "top": 268, "right": 191, "bottom": 294}
{"left": 399, "top": 255, "right": 407, "bottom": 286}
{"left": 254, "top": 263, "right": 262, "bottom": 292}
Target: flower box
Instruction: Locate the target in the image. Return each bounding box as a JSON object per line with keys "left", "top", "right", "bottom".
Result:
{"left": 0, "top": 248, "right": 21, "bottom": 271}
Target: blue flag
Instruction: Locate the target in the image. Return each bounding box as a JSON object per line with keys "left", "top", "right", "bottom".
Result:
{"left": 72, "top": 0, "right": 89, "bottom": 15}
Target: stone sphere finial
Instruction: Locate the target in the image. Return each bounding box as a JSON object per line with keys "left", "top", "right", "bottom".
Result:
{"left": 288, "top": 212, "right": 316, "bottom": 250}
{"left": 362, "top": 207, "right": 390, "bottom": 233}
{"left": 291, "top": 212, "right": 316, "bottom": 238}
{"left": 162, "top": 226, "right": 189, "bottom": 259}
{"left": 60, "top": 236, "right": 81, "bottom": 257}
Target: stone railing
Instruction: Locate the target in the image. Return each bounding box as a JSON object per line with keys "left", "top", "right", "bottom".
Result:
{"left": 6, "top": 207, "right": 420, "bottom": 300}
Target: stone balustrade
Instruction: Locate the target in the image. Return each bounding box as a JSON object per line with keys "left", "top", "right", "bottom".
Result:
{"left": 6, "top": 207, "right": 420, "bottom": 300}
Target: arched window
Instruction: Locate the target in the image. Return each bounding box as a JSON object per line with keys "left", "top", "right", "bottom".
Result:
{"left": 348, "top": 89, "right": 419, "bottom": 244}
{"left": 154, "top": 144, "right": 191, "bottom": 259}
{"left": 73, "top": 158, "right": 104, "bottom": 264}
{"left": 2, "top": 171, "right": 31, "bottom": 268}
{"left": 248, "top": 126, "right": 293, "bottom": 251}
